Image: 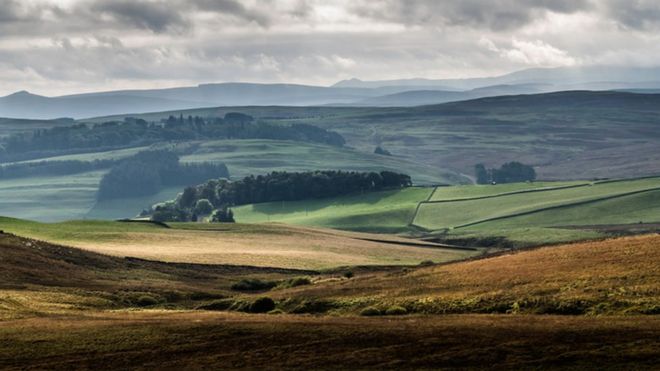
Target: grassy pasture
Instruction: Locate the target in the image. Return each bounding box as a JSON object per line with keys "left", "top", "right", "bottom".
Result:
{"left": 181, "top": 139, "right": 466, "bottom": 185}
{"left": 429, "top": 180, "right": 589, "bottom": 201}
{"left": 232, "top": 187, "right": 433, "bottom": 233}
{"left": 4, "top": 146, "right": 151, "bottom": 165}
{"left": 0, "top": 170, "right": 105, "bottom": 222}
{"left": 0, "top": 138, "right": 466, "bottom": 222}
{"left": 414, "top": 177, "right": 660, "bottom": 231}
{"left": 0, "top": 217, "right": 475, "bottom": 269}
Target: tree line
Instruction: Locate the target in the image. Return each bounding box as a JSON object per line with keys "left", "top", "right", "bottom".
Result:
{"left": 146, "top": 170, "right": 412, "bottom": 222}
{"left": 474, "top": 162, "right": 536, "bottom": 184}
{"left": 0, "top": 159, "right": 114, "bottom": 180}
{"left": 97, "top": 150, "right": 229, "bottom": 200}
{"left": 0, "top": 113, "right": 345, "bottom": 162}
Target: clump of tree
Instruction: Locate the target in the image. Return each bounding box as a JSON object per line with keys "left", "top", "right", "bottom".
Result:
{"left": 211, "top": 208, "right": 235, "bottom": 223}
{"left": 97, "top": 150, "right": 228, "bottom": 200}
{"left": 475, "top": 162, "right": 536, "bottom": 184}
{"left": 145, "top": 170, "right": 412, "bottom": 222}
{"left": 374, "top": 146, "right": 392, "bottom": 156}
{"left": 0, "top": 113, "right": 345, "bottom": 162}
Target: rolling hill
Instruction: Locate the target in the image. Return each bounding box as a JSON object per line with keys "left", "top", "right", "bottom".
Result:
{"left": 273, "top": 234, "right": 660, "bottom": 315}
{"left": 4, "top": 66, "right": 660, "bottom": 119}
{"left": 86, "top": 91, "right": 660, "bottom": 181}
{"left": 230, "top": 177, "right": 660, "bottom": 246}
{"left": 0, "top": 228, "right": 657, "bottom": 369}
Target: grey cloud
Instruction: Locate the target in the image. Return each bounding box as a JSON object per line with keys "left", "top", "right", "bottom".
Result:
{"left": 352, "top": 0, "right": 592, "bottom": 30}
{"left": 600, "top": 0, "right": 660, "bottom": 30}
{"left": 90, "top": 0, "right": 190, "bottom": 33}
{"left": 191, "top": 0, "right": 271, "bottom": 26}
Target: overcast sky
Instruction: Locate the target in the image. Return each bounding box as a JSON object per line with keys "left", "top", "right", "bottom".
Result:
{"left": 1, "top": 0, "right": 660, "bottom": 96}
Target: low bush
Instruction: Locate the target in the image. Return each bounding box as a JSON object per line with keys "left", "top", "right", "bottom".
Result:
{"left": 231, "top": 278, "right": 278, "bottom": 291}
{"left": 136, "top": 295, "right": 159, "bottom": 307}
{"left": 343, "top": 271, "right": 354, "bottom": 279}
{"left": 279, "top": 277, "right": 312, "bottom": 289}
{"left": 197, "top": 298, "right": 236, "bottom": 311}
{"left": 385, "top": 305, "right": 408, "bottom": 315}
{"left": 290, "top": 299, "right": 337, "bottom": 314}
{"left": 360, "top": 306, "right": 381, "bottom": 316}
{"left": 248, "top": 297, "right": 276, "bottom": 313}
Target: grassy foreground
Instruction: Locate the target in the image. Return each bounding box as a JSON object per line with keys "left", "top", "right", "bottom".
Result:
{"left": 0, "top": 230, "right": 658, "bottom": 369}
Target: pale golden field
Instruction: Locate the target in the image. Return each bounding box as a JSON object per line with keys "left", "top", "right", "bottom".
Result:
{"left": 48, "top": 223, "right": 478, "bottom": 270}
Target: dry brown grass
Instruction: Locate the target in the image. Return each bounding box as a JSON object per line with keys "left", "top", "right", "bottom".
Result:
{"left": 275, "top": 234, "right": 660, "bottom": 314}
{"left": 0, "top": 311, "right": 658, "bottom": 370}
{"left": 62, "top": 223, "right": 475, "bottom": 269}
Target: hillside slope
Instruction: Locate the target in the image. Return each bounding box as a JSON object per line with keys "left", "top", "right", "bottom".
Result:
{"left": 87, "top": 91, "right": 660, "bottom": 181}
{"left": 274, "top": 234, "right": 660, "bottom": 315}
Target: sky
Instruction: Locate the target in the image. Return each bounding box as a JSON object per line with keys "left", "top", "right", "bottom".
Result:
{"left": 1, "top": 0, "right": 660, "bottom": 96}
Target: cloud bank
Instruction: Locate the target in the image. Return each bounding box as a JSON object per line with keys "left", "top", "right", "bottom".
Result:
{"left": 1, "top": 0, "right": 659, "bottom": 95}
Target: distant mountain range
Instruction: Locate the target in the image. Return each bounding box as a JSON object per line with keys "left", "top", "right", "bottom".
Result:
{"left": 2, "top": 66, "right": 660, "bottom": 119}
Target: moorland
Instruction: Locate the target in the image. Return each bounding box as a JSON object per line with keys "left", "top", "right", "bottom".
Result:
{"left": 0, "top": 86, "right": 659, "bottom": 369}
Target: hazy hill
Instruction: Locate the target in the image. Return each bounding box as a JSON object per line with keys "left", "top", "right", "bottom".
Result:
{"left": 354, "top": 84, "right": 550, "bottom": 106}
{"left": 94, "top": 90, "right": 660, "bottom": 181}
{"left": 334, "top": 65, "right": 660, "bottom": 90}
{"left": 0, "top": 83, "right": 435, "bottom": 119}
{"left": 3, "top": 66, "right": 660, "bottom": 119}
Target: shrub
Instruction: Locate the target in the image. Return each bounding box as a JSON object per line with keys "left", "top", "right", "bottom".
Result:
{"left": 418, "top": 260, "right": 435, "bottom": 267}
{"left": 136, "top": 295, "right": 159, "bottom": 307}
{"left": 360, "top": 306, "right": 381, "bottom": 316}
{"left": 385, "top": 305, "right": 408, "bottom": 315}
{"left": 279, "top": 277, "right": 312, "bottom": 289}
{"left": 290, "top": 299, "right": 337, "bottom": 314}
{"left": 248, "top": 297, "right": 276, "bottom": 313}
{"left": 343, "top": 271, "right": 354, "bottom": 279}
{"left": 197, "top": 298, "right": 236, "bottom": 311}
{"left": 231, "top": 278, "right": 277, "bottom": 291}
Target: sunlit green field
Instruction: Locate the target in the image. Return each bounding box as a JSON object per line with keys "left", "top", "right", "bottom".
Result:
{"left": 233, "top": 187, "right": 433, "bottom": 233}
{"left": 429, "top": 181, "right": 589, "bottom": 201}
{"left": 414, "top": 177, "right": 660, "bottom": 230}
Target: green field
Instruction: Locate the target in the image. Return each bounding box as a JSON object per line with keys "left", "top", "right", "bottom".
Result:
{"left": 414, "top": 177, "right": 660, "bottom": 230}
{"left": 233, "top": 187, "right": 433, "bottom": 233}
{"left": 429, "top": 181, "right": 589, "bottom": 201}
{"left": 0, "top": 138, "right": 467, "bottom": 222}
{"left": 229, "top": 177, "right": 660, "bottom": 246}
{"left": 180, "top": 139, "right": 465, "bottom": 185}
{"left": 5, "top": 146, "right": 151, "bottom": 165}
{"left": 0, "top": 171, "right": 105, "bottom": 221}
